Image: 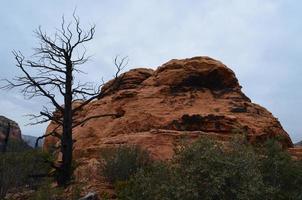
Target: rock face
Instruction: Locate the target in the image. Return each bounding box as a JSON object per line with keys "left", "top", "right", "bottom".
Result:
{"left": 291, "top": 141, "right": 302, "bottom": 159}
{"left": 0, "top": 115, "right": 22, "bottom": 145}
{"left": 44, "top": 56, "right": 294, "bottom": 193}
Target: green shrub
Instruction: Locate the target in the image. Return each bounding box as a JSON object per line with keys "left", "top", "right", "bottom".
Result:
{"left": 0, "top": 149, "right": 52, "bottom": 199}
{"left": 116, "top": 163, "right": 174, "bottom": 200}
{"left": 117, "top": 138, "right": 302, "bottom": 200}
{"left": 174, "top": 138, "right": 264, "bottom": 199}
{"left": 259, "top": 140, "right": 302, "bottom": 199}
{"left": 29, "top": 181, "right": 63, "bottom": 200}
{"left": 5, "top": 138, "right": 32, "bottom": 152}
{"left": 0, "top": 153, "right": 20, "bottom": 199}
{"left": 101, "top": 145, "right": 151, "bottom": 184}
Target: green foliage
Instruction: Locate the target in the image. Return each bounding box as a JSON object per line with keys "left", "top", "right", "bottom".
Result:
{"left": 117, "top": 138, "right": 302, "bottom": 200}
{"left": 0, "top": 149, "right": 52, "bottom": 199}
{"left": 101, "top": 145, "right": 151, "bottom": 184}
{"left": 29, "top": 181, "right": 63, "bottom": 200}
{"left": 116, "top": 163, "right": 175, "bottom": 200}
{"left": 100, "top": 192, "right": 111, "bottom": 200}
{"left": 174, "top": 138, "right": 264, "bottom": 199}
{"left": 259, "top": 140, "right": 302, "bottom": 199}
{"left": 5, "top": 138, "right": 32, "bottom": 152}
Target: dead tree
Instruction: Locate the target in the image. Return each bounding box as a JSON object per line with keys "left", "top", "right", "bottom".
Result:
{"left": 1, "top": 15, "right": 126, "bottom": 186}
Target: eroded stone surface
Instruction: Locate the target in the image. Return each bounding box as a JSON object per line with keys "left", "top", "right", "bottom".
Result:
{"left": 44, "top": 56, "right": 295, "bottom": 196}
{"left": 0, "top": 115, "right": 22, "bottom": 144}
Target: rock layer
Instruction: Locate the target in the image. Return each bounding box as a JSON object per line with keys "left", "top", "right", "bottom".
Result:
{"left": 44, "top": 56, "right": 294, "bottom": 193}
{"left": 0, "top": 115, "right": 22, "bottom": 144}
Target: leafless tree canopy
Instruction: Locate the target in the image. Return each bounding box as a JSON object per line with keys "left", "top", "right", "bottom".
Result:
{"left": 2, "top": 15, "right": 127, "bottom": 127}
{"left": 1, "top": 14, "right": 127, "bottom": 185}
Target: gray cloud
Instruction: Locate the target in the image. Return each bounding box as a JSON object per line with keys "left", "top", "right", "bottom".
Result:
{"left": 0, "top": 0, "right": 301, "bottom": 142}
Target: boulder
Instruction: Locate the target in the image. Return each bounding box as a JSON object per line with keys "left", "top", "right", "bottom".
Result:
{"left": 44, "top": 56, "right": 294, "bottom": 195}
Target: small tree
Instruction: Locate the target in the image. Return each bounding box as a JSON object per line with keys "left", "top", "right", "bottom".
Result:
{"left": 1, "top": 14, "right": 126, "bottom": 186}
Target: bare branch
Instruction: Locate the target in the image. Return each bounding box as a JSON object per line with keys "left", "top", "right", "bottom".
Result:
{"left": 2, "top": 14, "right": 127, "bottom": 186}
{"left": 35, "top": 125, "right": 61, "bottom": 148}
{"left": 72, "top": 55, "right": 126, "bottom": 114}
{"left": 5, "top": 51, "right": 64, "bottom": 112}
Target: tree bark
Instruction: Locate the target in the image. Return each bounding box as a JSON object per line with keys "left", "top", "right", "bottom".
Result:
{"left": 57, "top": 57, "right": 73, "bottom": 186}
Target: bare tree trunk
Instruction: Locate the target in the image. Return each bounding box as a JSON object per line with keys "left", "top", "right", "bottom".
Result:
{"left": 1, "top": 15, "right": 125, "bottom": 186}
{"left": 58, "top": 58, "right": 73, "bottom": 186}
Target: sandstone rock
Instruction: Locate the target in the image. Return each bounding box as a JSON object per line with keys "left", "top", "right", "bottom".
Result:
{"left": 144, "top": 57, "right": 240, "bottom": 90}
{"left": 101, "top": 68, "right": 154, "bottom": 95}
{"left": 0, "top": 115, "right": 22, "bottom": 146}
{"left": 44, "top": 56, "right": 295, "bottom": 194}
{"left": 288, "top": 147, "right": 302, "bottom": 160}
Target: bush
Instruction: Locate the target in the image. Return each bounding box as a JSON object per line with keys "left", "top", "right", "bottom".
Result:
{"left": 29, "top": 181, "right": 63, "bottom": 200}
{"left": 0, "top": 149, "right": 52, "bottom": 199}
{"left": 117, "top": 138, "right": 302, "bottom": 200}
{"left": 116, "top": 163, "right": 173, "bottom": 200}
{"left": 259, "top": 140, "right": 302, "bottom": 199}
{"left": 5, "top": 138, "right": 32, "bottom": 152}
{"left": 101, "top": 145, "right": 151, "bottom": 184}
{"left": 173, "top": 138, "right": 264, "bottom": 199}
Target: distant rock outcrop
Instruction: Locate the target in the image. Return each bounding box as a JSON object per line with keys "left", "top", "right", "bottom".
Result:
{"left": 44, "top": 56, "right": 295, "bottom": 194}
{"left": 295, "top": 141, "right": 302, "bottom": 146}
{"left": 22, "top": 134, "right": 42, "bottom": 148}
{"left": 0, "top": 116, "right": 22, "bottom": 146}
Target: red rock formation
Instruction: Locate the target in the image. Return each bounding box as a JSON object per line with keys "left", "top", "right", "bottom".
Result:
{"left": 44, "top": 56, "right": 295, "bottom": 193}
{"left": 0, "top": 115, "right": 22, "bottom": 144}
{"left": 288, "top": 147, "right": 302, "bottom": 160}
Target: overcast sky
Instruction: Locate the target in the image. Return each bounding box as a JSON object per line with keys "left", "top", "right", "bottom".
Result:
{"left": 0, "top": 0, "right": 301, "bottom": 142}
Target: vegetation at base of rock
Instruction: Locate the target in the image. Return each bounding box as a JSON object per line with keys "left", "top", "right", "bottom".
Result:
{"left": 28, "top": 181, "right": 84, "bottom": 200}
{"left": 28, "top": 180, "right": 63, "bottom": 200}
{"left": 116, "top": 138, "right": 302, "bottom": 200}
{"left": 0, "top": 142, "right": 52, "bottom": 200}
{"left": 101, "top": 145, "right": 151, "bottom": 184}
{"left": 4, "top": 138, "right": 32, "bottom": 152}
{"left": 259, "top": 139, "right": 302, "bottom": 199}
